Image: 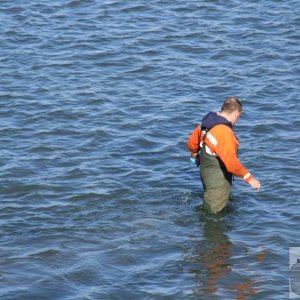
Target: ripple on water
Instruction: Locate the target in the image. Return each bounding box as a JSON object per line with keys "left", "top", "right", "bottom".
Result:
{"left": 0, "top": 0, "right": 299, "bottom": 299}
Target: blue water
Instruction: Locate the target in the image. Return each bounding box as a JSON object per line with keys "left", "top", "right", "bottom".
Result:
{"left": 1, "top": 1, "right": 299, "bottom": 299}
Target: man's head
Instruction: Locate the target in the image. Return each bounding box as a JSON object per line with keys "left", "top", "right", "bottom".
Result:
{"left": 220, "top": 97, "right": 242, "bottom": 125}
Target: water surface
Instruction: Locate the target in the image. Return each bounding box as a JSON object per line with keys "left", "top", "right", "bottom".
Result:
{"left": 0, "top": 0, "right": 300, "bottom": 299}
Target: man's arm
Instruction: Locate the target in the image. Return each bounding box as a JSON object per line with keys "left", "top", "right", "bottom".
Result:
{"left": 213, "top": 126, "right": 261, "bottom": 189}
{"left": 187, "top": 125, "right": 201, "bottom": 155}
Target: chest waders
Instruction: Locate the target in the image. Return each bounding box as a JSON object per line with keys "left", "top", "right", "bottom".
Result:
{"left": 200, "top": 145, "right": 232, "bottom": 213}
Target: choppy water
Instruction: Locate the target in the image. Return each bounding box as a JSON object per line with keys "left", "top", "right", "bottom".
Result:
{"left": 1, "top": 1, "right": 299, "bottom": 299}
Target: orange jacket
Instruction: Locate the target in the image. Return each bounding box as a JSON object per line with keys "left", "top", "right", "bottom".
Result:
{"left": 187, "top": 124, "right": 254, "bottom": 183}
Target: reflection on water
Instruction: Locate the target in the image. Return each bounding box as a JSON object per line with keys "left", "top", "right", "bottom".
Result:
{"left": 186, "top": 206, "right": 258, "bottom": 299}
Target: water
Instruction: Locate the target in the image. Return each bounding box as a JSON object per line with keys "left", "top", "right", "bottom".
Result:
{"left": 0, "top": 0, "right": 299, "bottom": 299}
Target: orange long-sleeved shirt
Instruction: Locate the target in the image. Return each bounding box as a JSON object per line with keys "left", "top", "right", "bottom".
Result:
{"left": 187, "top": 124, "right": 253, "bottom": 183}
{"left": 187, "top": 125, "right": 202, "bottom": 154}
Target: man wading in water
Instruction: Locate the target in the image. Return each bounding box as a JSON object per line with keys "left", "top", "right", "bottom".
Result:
{"left": 187, "top": 97, "right": 261, "bottom": 213}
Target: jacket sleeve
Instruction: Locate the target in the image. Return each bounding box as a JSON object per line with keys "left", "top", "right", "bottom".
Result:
{"left": 187, "top": 125, "right": 201, "bottom": 154}
{"left": 214, "top": 126, "right": 254, "bottom": 183}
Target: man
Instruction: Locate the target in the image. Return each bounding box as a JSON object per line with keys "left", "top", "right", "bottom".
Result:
{"left": 187, "top": 97, "right": 261, "bottom": 213}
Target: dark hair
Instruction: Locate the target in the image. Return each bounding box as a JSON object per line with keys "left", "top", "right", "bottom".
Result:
{"left": 221, "top": 97, "right": 242, "bottom": 113}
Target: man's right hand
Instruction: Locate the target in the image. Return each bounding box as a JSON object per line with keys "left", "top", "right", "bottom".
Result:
{"left": 249, "top": 178, "right": 261, "bottom": 190}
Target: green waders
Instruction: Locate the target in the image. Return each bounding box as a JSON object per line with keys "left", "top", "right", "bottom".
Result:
{"left": 200, "top": 145, "right": 232, "bottom": 213}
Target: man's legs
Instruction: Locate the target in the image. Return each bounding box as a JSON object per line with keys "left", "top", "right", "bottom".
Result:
{"left": 202, "top": 180, "right": 231, "bottom": 213}
{"left": 200, "top": 151, "right": 232, "bottom": 214}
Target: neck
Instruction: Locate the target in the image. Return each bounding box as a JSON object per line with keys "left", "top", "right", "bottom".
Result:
{"left": 218, "top": 111, "right": 233, "bottom": 124}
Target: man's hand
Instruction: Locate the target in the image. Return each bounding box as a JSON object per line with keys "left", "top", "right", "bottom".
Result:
{"left": 190, "top": 153, "right": 200, "bottom": 167}
{"left": 249, "top": 178, "right": 261, "bottom": 191}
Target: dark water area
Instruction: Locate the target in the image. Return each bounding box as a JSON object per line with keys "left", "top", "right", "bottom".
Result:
{"left": 0, "top": 0, "right": 299, "bottom": 299}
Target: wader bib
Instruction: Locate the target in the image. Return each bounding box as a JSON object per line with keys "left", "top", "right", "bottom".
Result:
{"left": 200, "top": 145, "right": 232, "bottom": 213}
